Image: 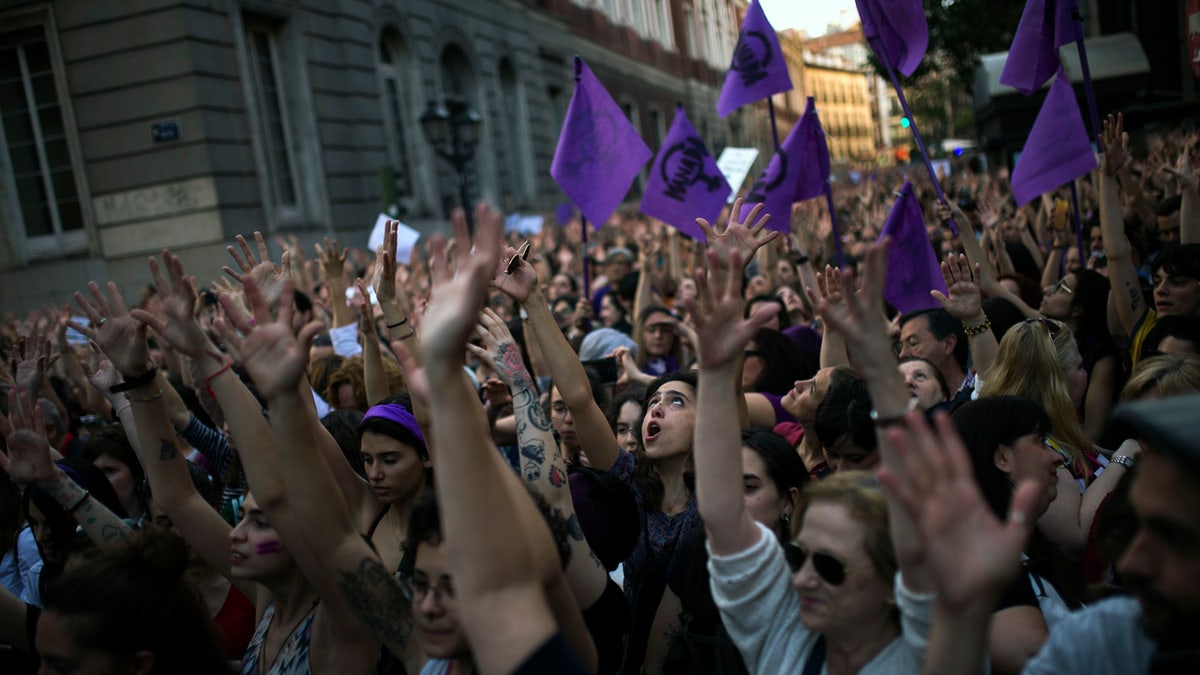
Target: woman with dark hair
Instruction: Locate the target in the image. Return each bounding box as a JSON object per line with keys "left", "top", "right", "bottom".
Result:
{"left": 81, "top": 425, "right": 148, "bottom": 527}
{"left": 37, "top": 528, "right": 235, "bottom": 674}
{"left": 661, "top": 428, "right": 808, "bottom": 675}
{"left": 951, "top": 396, "right": 1091, "bottom": 674}
{"left": 742, "top": 328, "right": 818, "bottom": 431}
{"left": 634, "top": 306, "right": 684, "bottom": 377}
{"left": 813, "top": 372, "right": 879, "bottom": 473}
{"left": 607, "top": 385, "right": 647, "bottom": 455}
{"left": 1038, "top": 268, "right": 1122, "bottom": 441}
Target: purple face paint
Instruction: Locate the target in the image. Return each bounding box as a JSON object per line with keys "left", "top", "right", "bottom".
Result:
{"left": 255, "top": 541, "right": 283, "bottom": 556}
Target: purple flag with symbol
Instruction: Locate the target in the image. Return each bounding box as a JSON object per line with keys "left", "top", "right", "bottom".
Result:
{"left": 878, "top": 182, "right": 946, "bottom": 314}
{"left": 740, "top": 98, "right": 827, "bottom": 233}
{"left": 1010, "top": 69, "right": 1096, "bottom": 207}
{"left": 1000, "top": 0, "right": 1080, "bottom": 96}
{"left": 855, "top": 0, "right": 928, "bottom": 77}
{"left": 551, "top": 57, "right": 652, "bottom": 229}
{"left": 641, "top": 106, "right": 730, "bottom": 241}
{"left": 717, "top": 0, "right": 793, "bottom": 117}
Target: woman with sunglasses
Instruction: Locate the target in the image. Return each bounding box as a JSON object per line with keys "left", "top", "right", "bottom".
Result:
{"left": 978, "top": 318, "right": 1131, "bottom": 558}
{"left": 1038, "top": 268, "right": 1122, "bottom": 442}
{"left": 690, "top": 240, "right": 936, "bottom": 674}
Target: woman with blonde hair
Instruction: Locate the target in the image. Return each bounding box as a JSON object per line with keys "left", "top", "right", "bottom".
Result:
{"left": 1119, "top": 353, "right": 1200, "bottom": 401}
{"left": 978, "top": 317, "right": 1133, "bottom": 557}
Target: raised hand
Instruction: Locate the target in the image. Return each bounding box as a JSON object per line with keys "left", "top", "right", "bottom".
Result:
{"left": 1100, "top": 114, "right": 1130, "bottom": 177}
{"left": 930, "top": 253, "right": 984, "bottom": 322}
{"left": 215, "top": 274, "right": 321, "bottom": 401}
{"left": 877, "top": 412, "right": 1039, "bottom": 613}
{"left": 223, "top": 231, "right": 292, "bottom": 310}
{"left": 490, "top": 239, "right": 540, "bottom": 304}
{"left": 81, "top": 341, "right": 121, "bottom": 394}
{"left": 130, "top": 251, "right": 217, "bottom": 359}
{"left": 685, "top": 249, "right": 774, "bottom": 369}
{"left": 372, "top": 220, "right": 399, "bottom": 305}
{"left": 70, "top": 281, "right": 151, "bottom": 378}
{"left": 467, "top": 307, "right": 529, "bottom": 389}
{"left": 1161, "top": 144, "right": 1197, "bottom": 194}
{"left": 804, "top": 264, "right": 850, "bottom": 333}
{"left": 417, "top": 204, "right": 503, "bottom": 366}
{"left": 11, "top": 335, "right": 59, "bottom": 396}
{"left": 695, "top": 197, "right": 779, "bottom": 272}
{"left": 0, "top": 389, "right": 59, "bottom": 486}
{"left": 812, "top": 241, "right": 893, "bottom": 366}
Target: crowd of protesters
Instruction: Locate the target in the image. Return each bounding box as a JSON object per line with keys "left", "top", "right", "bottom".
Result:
{"left": 0, "top": 111, "right": 1197, "bottom": 675}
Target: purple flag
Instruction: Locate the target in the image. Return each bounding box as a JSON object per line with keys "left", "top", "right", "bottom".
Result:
{"left": 716, "top": 0, "right": 793, "bottom": 117}
{"left": 856, "top": 0, "right": 928, "bottom": 77}
{"left": 640, "top": 106, "right": 730, "bottom": 241}
{"left": 740, "top": 98, "right": 827, "bottom": 233}
{"left": 551, "top": 57, "right": 652, "bottom": 229}
{"left": 1011, "top": 70, "right": 1097, "bottom": 207}
{"left": 878, "top": 182, "right": 946, "bottom": 314}
{"left": 1000, "top": 0, "right": 1080, "bottom": 96}
{"left": 795, "top": 98, "right": 830, "bottom": 203}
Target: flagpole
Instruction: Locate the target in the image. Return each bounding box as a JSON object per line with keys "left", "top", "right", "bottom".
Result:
{"left": 824, "top": 184, "right": 846, "bottom": 267}
{"left": 581, "top": 215, "right": 591, "bottom": 304}
{"left": 767, "top": 98, "right": 782, "bottom": 152}
{"left": 1069, "top": 181, "right": 1086, "bottom": 268}
{"left": 867, "top": 35, "right": 960, "bottom": 237}
{"left": 1070, "top": 9, "right": 1102, "bottom": 142}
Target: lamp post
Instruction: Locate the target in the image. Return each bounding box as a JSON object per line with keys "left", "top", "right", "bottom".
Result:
{"left": 420, "top": 98, "right": 482, "bottom": 232}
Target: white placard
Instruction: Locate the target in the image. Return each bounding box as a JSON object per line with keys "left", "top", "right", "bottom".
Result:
{"left": 368, "top": 213, "right": 420, "bottom": 264}
{"left": 716, "top": 147, "right": 761, "bottom": 203}
{"left": 505, "top": 213, "right": 544, "bottom": 235}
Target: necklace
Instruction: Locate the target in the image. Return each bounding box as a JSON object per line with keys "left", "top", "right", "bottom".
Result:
{"left": 259, "top": 597, "right": 319, "bottom": 675}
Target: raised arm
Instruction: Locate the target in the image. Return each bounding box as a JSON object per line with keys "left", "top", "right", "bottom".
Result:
{"left": 811, "top": 242, "right": 932, "bottom": 592}
{"left": 806, "top": 265, "right": 849, "bottom": 368}
{"left": 0, "top": 389, "right": 132, "bottom": 549}
{"left": 930, "top": 254, "right": 997, "bottom": 380}
{"left": 467, "top": 308, "right": 609, "bottom": 608}
{"left": 1162, "top": 144, "right": 1199, "bottom": 244}
{"left": 690, "top": 247, "right": 776, "bottom": 556}
{"left": 315, "top": 236, "right": 355, "bottom": 329}
{"left": 1098, "top": 114, "right": 1147, "bottom": 336}
{"left": 354, "top": 280, "right": 391, "bottom": 406}
{"left": 877, "top": 412, "right": 1040, "bottom": 675}
{"left": 414, "top": 204, "right": 596, "bottom": 675}
{"left": 73, "top": 266, "right": 244, "bottom": 587}
{"left": 493, "top": 251, "right": 619, "bottom": 472}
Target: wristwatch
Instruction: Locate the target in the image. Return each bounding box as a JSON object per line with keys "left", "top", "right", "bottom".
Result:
{"left": 1110, "top": 453, "right": 1135, "bottom": 470}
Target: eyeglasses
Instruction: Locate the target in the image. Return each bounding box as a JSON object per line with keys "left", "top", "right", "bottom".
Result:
{"left": 400, "top": 574, "right": 456, "bottom": 606}
{"left": 783, "top": 542, "right": 849, "bottom": 586}
{"left": 1051, "top": 278, "right": 1073, "bottom": 295}
{"left": 1024, "top": 316, "right": 1062, "bottom": 338}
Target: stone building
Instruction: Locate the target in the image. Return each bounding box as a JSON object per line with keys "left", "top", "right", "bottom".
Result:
{"left": 0, "top": 0, "right": 769, "bottom": 310}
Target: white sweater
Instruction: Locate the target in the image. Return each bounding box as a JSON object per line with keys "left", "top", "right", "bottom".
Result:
{"left": 707, "top": 521, "right": 934, "bottom": 675}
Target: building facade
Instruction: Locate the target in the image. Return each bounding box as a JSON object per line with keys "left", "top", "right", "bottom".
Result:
{"left": 0, "top": 0, "right": 769, "bottom": 311}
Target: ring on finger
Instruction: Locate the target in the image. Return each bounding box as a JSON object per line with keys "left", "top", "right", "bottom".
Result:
{"left": 97, "top": 317, "right": 107, "bottom": 328}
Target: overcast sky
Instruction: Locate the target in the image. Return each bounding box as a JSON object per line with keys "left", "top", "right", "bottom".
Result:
{"left": 757, "top": 0, "right": 861, "bottom": 37}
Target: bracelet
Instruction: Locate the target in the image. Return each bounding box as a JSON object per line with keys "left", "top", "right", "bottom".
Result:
{"left": 109, "top": 365, "right": 159, "bottom": 394}
{"left": 396, "top": 327, "right": 417, "bottom": 340}
{"left": 963, "top": 318, "right": 992, "bottom": 337}
{"left": 869, "top": 399, "right": 917, "bottom": 428}
{"left": 66, "top": 490, "right": 91, "bottom": 518}
{"left": 204, "top": 360, "right": 234, "bottom": 398}
{"left": 794, "top": 255, "right": 810, "bottom": 265}
{"left": 1110, "top": 453, "right": 1135, "bottom": 470}
{"left": 125, "top": 389, "right": 163, "bottom": 403}
{"left": 386, "top": 317, "right": 409, "bottom": 329}
{"left": 112, "top": 403, "right": 132, "bottom": 419}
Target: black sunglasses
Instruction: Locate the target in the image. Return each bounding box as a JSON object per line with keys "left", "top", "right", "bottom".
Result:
{"left": 1024, "top": 316, "right": 1062, "bottom": 338}
{"left": 783, "top": 542, "right": 849, "bottom": 586}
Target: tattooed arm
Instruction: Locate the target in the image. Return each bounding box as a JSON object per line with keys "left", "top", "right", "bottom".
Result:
{"left": 469, "top": 308, "right": 610, "bottom": 609}
{"left": 0, "top": 390, "right": 133, "bottom": 550}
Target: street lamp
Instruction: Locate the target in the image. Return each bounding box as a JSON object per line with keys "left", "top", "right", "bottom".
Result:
{"left": 420, "top": 98, "right": 482, "bottom": 231}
